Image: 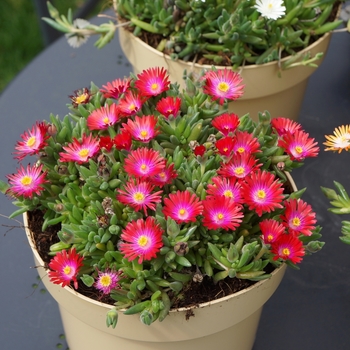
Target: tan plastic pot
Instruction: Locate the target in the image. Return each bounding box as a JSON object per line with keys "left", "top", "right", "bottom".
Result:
{"left": 24, "top": 171, "right": 295, "bottom": 350}
{"left": 119, "top": 28, "right": 332, "bottom": 121}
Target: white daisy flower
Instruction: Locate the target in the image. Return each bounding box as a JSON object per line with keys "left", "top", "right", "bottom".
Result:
{"left": 65, "top": 18, "right": 91, "bottom": 48}
{"left": 254, "top": 0, "right": 286, "bottom": 20}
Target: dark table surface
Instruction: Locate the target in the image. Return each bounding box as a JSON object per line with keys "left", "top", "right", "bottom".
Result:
{"left": 0, "top": 13, "right": 349, "bottom": 350}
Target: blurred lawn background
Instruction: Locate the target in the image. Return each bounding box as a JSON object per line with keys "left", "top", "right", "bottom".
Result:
{"left": 0, "top": 0, "right": 104, "bottom": 93}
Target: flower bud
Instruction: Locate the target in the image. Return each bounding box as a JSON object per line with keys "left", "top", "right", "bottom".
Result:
{"left": 47, "top": 123, "right": 57, "bottom": 136}
{"left": 174, "top": 242, "right": 189, "bottom": 256}
{"left": 106, "top": 308, "right": 118, "bottom": 328}
{"left": 306, "top": 241, "right": 325, "bottom": 253}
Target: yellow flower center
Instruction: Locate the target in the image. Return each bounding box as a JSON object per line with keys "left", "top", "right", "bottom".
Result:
{"left": 140, "top": 164, "right": 148, "bottom": 172}
{"left": 237, "top": 147, "right": 245, "bottom": 153}
{"left": 79, "top": 149, "right": 89, "bottom": 158}
{"left": 159, "top": 172, "right": 166, "bottom": 178}
{"left": 63, "top": 266, "right": 71, "bottom": 275}
{"left": 20, "top": 176, "right": 32, "bottom": 186}
{"left": 27, "top": 136, "right": 36, "bottom": 147}
{"left": 218, "top": 82, "right": 229, "bottom": 92}
{"left": 223, "top": 147, "right": 228, "bottom": 152}
{"left": 216, "top": 213, "right": 224, "bottom": 220}
{"left": 234, "top": 167, "right": 244, "bottom": 175}
{"left": 282, "top": 248, "right": 290, "bottom": 256}
{"left": 138, "top": 235, "right": 149, "bottom": 247}
{"left": 151, "top": 83, "right": 158, "bottom": 91}
{"left": 140, "top": 130, "right": 148, "bottom": 138}
{"left": 257, "top": 190, "right": 266, "bottom": 199}
{"left": 75, "top": 93, "right": 88, "bottom": 104}
{"left": 292, "top": 217, "right": 301, "bottom": 227}
{"left": 103, "top": 117, "right": 110, "bottom": 124}
{"left": 267, "top": 234, "right": 273, "bottom": 242}
{"left": 100, "top": 275, "right": 112, "bottom": 287}
{"left": 129, "top": 103, "right": 135, "bottom": 111}
{"left": 133, "top": 192, "right": 145, "bottom": 203}
{"left": 295, "top": 146, "right": 303, "bottom": 154}
{"left": 179, "top": 208, "right": 187, "bottom": 216}
{"left": 223, "top": 190, "right": 233, "bottom": 198}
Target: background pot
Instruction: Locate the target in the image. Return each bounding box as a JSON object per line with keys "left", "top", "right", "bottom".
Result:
{"left": 119, "top": 28, "right": 332, "bottom": 121}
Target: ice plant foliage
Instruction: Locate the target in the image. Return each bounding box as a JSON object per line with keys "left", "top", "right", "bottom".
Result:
{"left": 322, "top": 125, "right": 350, "bottom": 245}
{"left": 1, "top": 67, "right": 323, "bottom": 328}
{"left": 45, "top": 1, "right": 346, "bottom": 69}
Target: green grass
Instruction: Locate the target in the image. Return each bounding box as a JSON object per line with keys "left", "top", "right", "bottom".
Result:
{"left": 0, "top": 0, "right": 104, "bottom": 93}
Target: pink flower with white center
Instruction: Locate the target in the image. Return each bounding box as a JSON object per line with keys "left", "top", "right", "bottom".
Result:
{"left": 124, "top": 147, "right": 166, "bottom": 179}
{"left": 215, "top": 137, "right": 235, "bottom": 157}
{"left": 6, "top": 164, "right": 47, "bottom": 199}
{"left": 123, "top": 115, "right": 159, "bottom": 143}
{"left": 163, "top": 190, "right": 203, "bottom": 223}
{"left": 100, "top": 78, "right": 131, "bottom": 99}
{"left": 259, "top": 219, "right": 285, "bottom": 244}
{"left": 271, "top": 118, "right": 302, "bottom": 136}
{"left": 271, "top": 234, "right": 305, "bottom": 264}
{"left": 150, "top": 163, "right": 178, "bottom": 187}
{"left": 206, "top": 176, "right": 242, "bottom": 204}
{"left": 14, "top": 122, "right": 49, "bottom": 161}
{"left": 94, "top": 269, "right": 122, "bottom": 295}
{"left": 278, "top": 130, "right": 319, "bottom": 160}
{"left": 281, "top": 199, "right": 317, "bottom": 236}
{"left": 240, "top": 169, "right": 284, "bottom": 217}
{"left": 120, "top": 217, "right": 164, "bottom": 264}
{"left": 156, "top": 96, "right": 182, "bottom": 118}
{"left": 212, "top": 113, "right": 240, "bottom": 136}
{"left": 116, "top": 179, "right": 162, "bottom": 215}
{"left": 114, "top": 129, "right": 132, "bottom": 151}
{"left": 203, "top": 69, "right": 244, "bottom": 105}
{"left": 218, "top": 153, "right": 260, "bottom": 179}
{"left": 232, "top": 131, "right": 261, "bottom": 155}
{"left": 87, "top": 104, "right": 119, "bottom": 130}
{"left": 48, "top": 248, "right": 84, "bottom": 289}
{"left": 135, "top": 67, "right": 170, "bottom": 97}
{"left": 59, "top": 134, "right": 99, "bottom": 164}
{"left": 202, "top": 196, "right": 243, "bottom": 231}
{"left": 117, "top": 92, "right": 143, "bottom": 116}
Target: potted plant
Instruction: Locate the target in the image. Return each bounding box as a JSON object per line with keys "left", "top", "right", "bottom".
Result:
{"left": 321, "top": 125, "right": 350, "bottom": 245}
{"left": 42, "top": 0, "right": 348, "bottom": 120}
{"left": 0, "top": 66, "right": 323, "bottom": 349}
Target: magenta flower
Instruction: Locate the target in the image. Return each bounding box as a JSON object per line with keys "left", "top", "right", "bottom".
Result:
{"left": 215, "top": 136, "right": 235, "bottom": 157}
{"left": 116, "top": 179, "right": 162, "bottom": 214}
{"left": 240, "top": 170, "right": 284, "bottom": 217}
{"left": 232, "top": 131, "right": 261, "bottom": 155}
{"left": 94, "top": 269, "right": 122, "bottom": 294}
{"left": 271, "top": 234, "right": 305, "bottom": 264}
{"left": 206, "top": 176, "right": 242, "bottom": 204}
{"left": 150, "top": 163, "right": 178, "bottom": 187}
{"left": 14, "top": 122, "right": 49, "bottom": 161}
{"left": 259, "top": 219, "right": 285, "bottom": 244}
{"left": 123, "top": 115, "right": 159, "bottom": 143}
{"left": 271, "top": 117, "right": 302, "bottom": 136}
{"left": 278, "top": 130, "right": 319, "bottom": 160}
{"left": 120, "top": 217, "right": 164, "bottom": 264}
{"left": 135, "top": 67, "right": 170, "bottom": 97}
{"left": 100, "top": 78, "right": 130, "bottom": 99}
{"left": 124, "top": 147, "right": 166, "bottom": 178}
{"left": 202, "top": 196, "right": 243, "bottom": 231}
{"left": 118, "top": 92, "right": 143, "bottom": 116}
{"left": 203, "top": 69, "right": 244, "bottom": 105}
{"left": 156, "top": 96, "right": 182, "bottom": 118}
{"left": 48, "top": 248, "right": 84, "bottom": 289}
{"left": 114, "top": 129, "right": 132, "bottom": 151}
{"left": 163, "top": 190, "right": 203, "bottom": 223}
{"left": 212, "top": 113, "right": 240, "bottom": 136}
{"left": 218, "top": 153, "right": 260, "bottom": 179}
{"left": 281, "top": 199, "right": 317, "bottom": 236}
{"left": 59, "top": 134, "right": 99, "bottom": 164}
{"left": 6, "top": 164, "right": 47, "bottom": 199}
{"left": 87, "top": 104, "right": 119, "bottom": 130}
